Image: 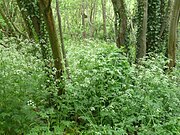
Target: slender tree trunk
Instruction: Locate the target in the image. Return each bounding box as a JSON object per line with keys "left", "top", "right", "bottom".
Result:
{"left": 101, "top": 0, "right": 107, "bottom": 40}
{"left": 136, "top": 0, "right": 148, "bottom": 61}
{"left": 111, "top": 0, "right": 127, "bottom": 48}
{"left": 82, "top": 0, "right": 86, "bottom": 38}
{"left": 56, "top": 0, "right": 71, "bottom": 80}
{"left": 89, "top": 0, "right": 96, "bottom": 38}
{"left": 39, "top": 0, "right": 64, "bottom": 94}
{"left": 168, "top": 0, "right": 180, "bottom": 69}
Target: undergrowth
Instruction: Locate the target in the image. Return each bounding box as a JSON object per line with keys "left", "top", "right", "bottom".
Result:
{"left": 0, "top": 38, "right": 180, "bottom": 135}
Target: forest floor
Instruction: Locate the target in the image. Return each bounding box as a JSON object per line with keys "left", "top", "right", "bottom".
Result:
{"left": 0, "top": 37, "right": 180, "bottom": 134}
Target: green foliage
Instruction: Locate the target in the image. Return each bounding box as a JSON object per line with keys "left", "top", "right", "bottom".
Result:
{"left": 147, "top": 0, "right": 161, "bottom": 52}
{"left": 0, "top": 15, "right": 5, "bottom": 26}
{"left": 29, "top": 40, "right": 179, "bottom": 134}
{"left": 0, "top": 0, "right": 179, "bottom": 134}
{"left": 0, "top": 13, "right": 6, "bottom": 39}
{"left": 0, "top": 38, "right": 179, "bottom": 134}
{"left": 0, "top": 38, "right": 180, "bottom": 135}
{"left": 18, "top": 0, "right": 39, "bottom": 17}
{"left": 147, "top": 0, "right": 169, "bottom": 54}
{"left": 0, "top": 37, "right": 47, "bottom": 134}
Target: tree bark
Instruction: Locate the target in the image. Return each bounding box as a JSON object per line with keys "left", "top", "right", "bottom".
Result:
{"left": 159, "top": 0, "right": 171, "bottom": 39}
{"left": 82, "top": 0, "right": 86, "bottom": 38}
{"left": 101, "top": 0, "right": 107, "bottom": 40}
{"left": 39, "top": 0, "right": 64, "bottom": 94}
{"left": 168, "top": 0, "right": 180, "bottom": 69}
{"left": 56, "top": 0, "right": 71, "bottom": 80}
{"left": 111, "top": 0, "right": 127, "bottom": 48}
{"left": 89, "top": 0, "right": 96, "bottom": 38}
{"left": 136, "top": 0, "right": 148, "bottom": 61}
{"left": 16, "top": 0, "right": 49, "bottom": 62}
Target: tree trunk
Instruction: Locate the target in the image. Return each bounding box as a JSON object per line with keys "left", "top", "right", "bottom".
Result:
{"left": 56, "top": 0, "right": 71, "bottom": 80}
{"left": 89, "top": 0, "right": 96, "bottom": 38}
{"left": 82, "top": 0, "right": 86, "bottom": 38}
{"left": 146, "top": 0, "right": 161, "bottom": 53}
{"left": 16, "top": 0, "right": 49, "bottom": 63}
{"left": 159, "top": 0, "right": 172, "bottom": 39}
{"left": 111, "top": 0, "right": 127, "bottom": 48}
{"left": 168, "top": 0, "right": 180, "bottom": 69}
{"left": 39, "top": 0, "right": 64, "bottom": 94}
{"left": 136, "top": 0, "right": 148, "bottom": 61}
{"left": 101, "top": 0, "right": 107, "bottom": 40}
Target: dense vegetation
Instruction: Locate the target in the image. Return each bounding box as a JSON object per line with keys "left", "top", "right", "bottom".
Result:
{"left": 0, "top": 0, "right": 180, "bottom": 134}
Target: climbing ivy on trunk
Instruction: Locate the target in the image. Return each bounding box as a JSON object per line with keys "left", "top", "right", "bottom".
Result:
{"left": 147, "top": 0, "right": 169, "bottom": 54}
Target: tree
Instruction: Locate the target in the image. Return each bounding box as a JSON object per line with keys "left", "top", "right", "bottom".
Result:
{"left": 111, "top": 0, "right": 127, "bottom": 48}
{"left": 16, "top": 0, "right": 49, "bottom": 61}
{"left": 146, "top": 0, "right": 170, "bottom": 54}
{"left": 146, "top": 0, "right": 161, "bottom": 53}
{"left": 136, "top": 0, "right": 148, "bottom": 61}
{"left": 101, "top": 0, "right": 107, "bottom": 40}
{"left": 159, "top": 0, "right": 171, "bottom": 41}
{"left": 167, "top": 0, "right": 180, "bottom": 69}
{"left": 39, "top": 0, "right": 64, "bottom": 94}
{"left": 56, "top": 0, "right": 71, "bottom": 80}
{"left": 88, "top": 0, "right": 96, "bottom": 38}
{"left": 82, "top": 0, "right": 87, "bottom": 38}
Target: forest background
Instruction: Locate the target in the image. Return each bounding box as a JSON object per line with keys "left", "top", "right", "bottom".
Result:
{"left": 0, "top": 0, "right": 180, "bottom": 134}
